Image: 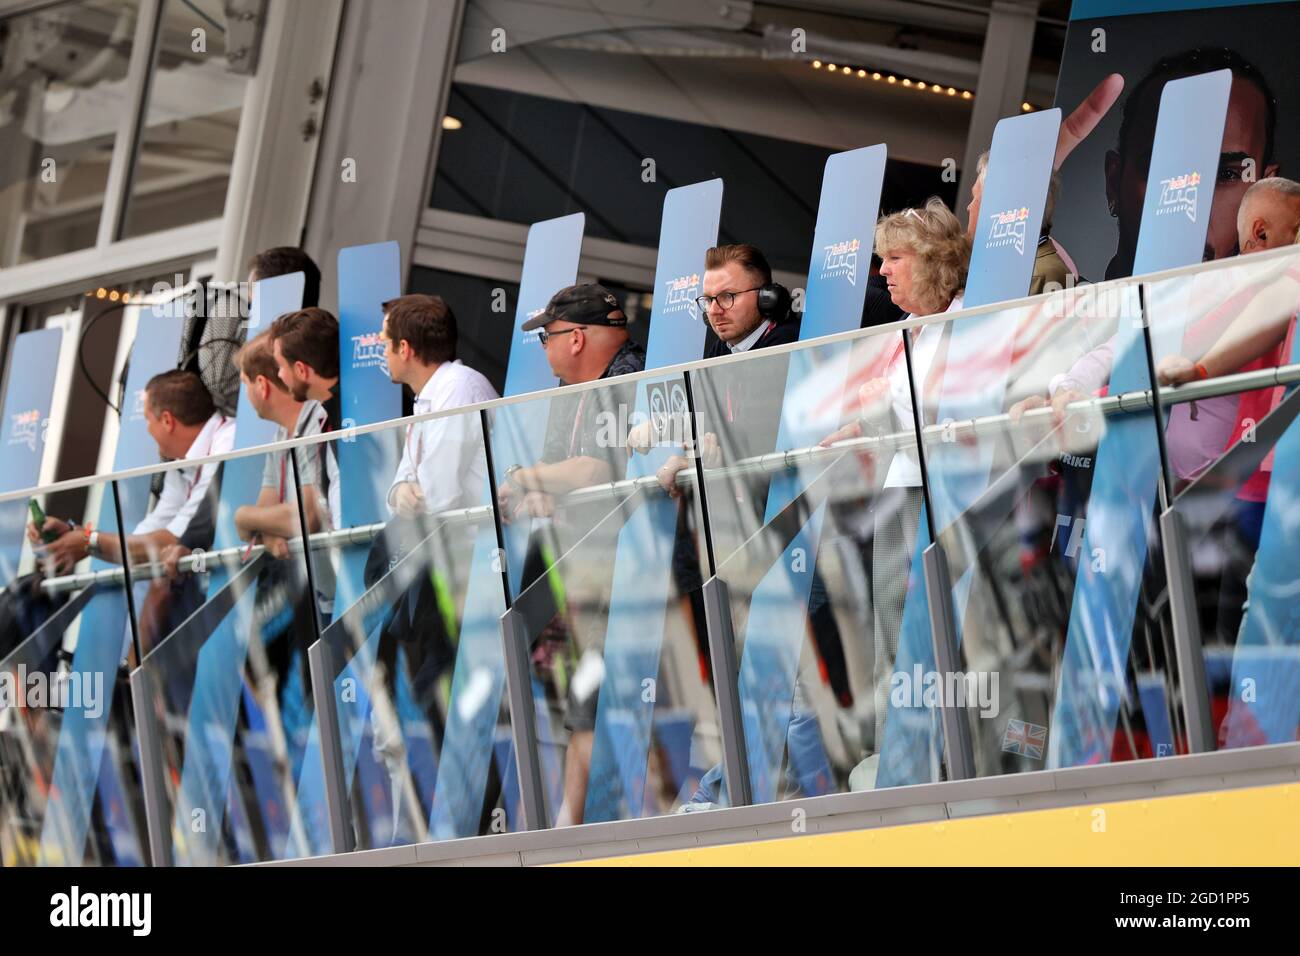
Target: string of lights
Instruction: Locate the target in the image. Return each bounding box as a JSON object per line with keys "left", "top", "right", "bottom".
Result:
{"left": 809, "top": 59, "right": 1038, "bottom": 112}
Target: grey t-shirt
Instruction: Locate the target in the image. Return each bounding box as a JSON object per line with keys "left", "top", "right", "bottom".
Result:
{"left": 261, "top": 401, "right": 329, "bottom": 504}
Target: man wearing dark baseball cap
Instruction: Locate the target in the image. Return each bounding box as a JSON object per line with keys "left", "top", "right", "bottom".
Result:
{"left": 500, "top": 282, "right": 645, "bottom": 520}
{"left": 521, "top": 283, "right": 644, "bottom": 386}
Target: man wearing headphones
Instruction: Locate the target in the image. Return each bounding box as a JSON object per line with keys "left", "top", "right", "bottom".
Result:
{"left": 699, "top": 244, "right": 799, "bottom": 358}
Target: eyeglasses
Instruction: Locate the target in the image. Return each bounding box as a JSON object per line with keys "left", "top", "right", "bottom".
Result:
{"left": 537, "top": 326, "right": 585, "bottom": 346}
{"left": 695, "top": 286, "right": 763, "bottom": 313}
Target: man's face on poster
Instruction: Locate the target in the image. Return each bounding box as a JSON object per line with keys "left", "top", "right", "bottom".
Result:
{"left": 1105, "top": 74, "right": 1277, "bottom": 273}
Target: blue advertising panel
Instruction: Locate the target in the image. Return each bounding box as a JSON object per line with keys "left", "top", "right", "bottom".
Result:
{"left": 334, "top": 239, "right": 403, "bottom": 601}
{"left": 0, "top": 328, "right": 62, "bottom": 578}
{"left": 964, "top": 110, "right": 1062, "bottom": 312}
{"left": 643, "top": 179, "right": 723, "bottom": 369}
{"left": 165, "top": 272, "right": 307, "bottom": 864}
{"left": 1221, "top": 321, "right": 1300, "bottom": 746}
{"left": 582, "top": 377, "right": 688, "bottom": 822}
{"left": 232, "top": 271, "right": 306, "bottom": 451}
{"left": 1049, "top": 70, "right": 1232, "bottom": 769}
{"left": 798, "top": 144, "right": 888, "bottom": 342}
{"left": 292, "top": 241, "right": 402, "bottom": 855}
{"left": 40, "top": 297, "right": 186, "bottom": 863}
{"left": 502, "top": 213, "right": 585, "bottom": 398}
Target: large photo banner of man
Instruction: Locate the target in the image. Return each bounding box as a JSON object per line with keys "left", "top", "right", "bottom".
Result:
{"left": 1052, "top": 0, "right": 1299, "bottom": 282}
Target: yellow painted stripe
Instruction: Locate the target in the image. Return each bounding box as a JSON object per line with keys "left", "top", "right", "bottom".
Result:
{"left": 563, "top": 783, "right": 1299, "bottom": 866}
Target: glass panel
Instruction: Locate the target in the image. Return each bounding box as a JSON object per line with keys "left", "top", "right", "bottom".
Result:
{"left": 303, "top": 413, "right": 512, "bottom": 851}
{"left": 0, "top": 0, "right": 141, "bottom": 266}
{"left": 691, "top": 329, "right": 920, "bottom": 803}
{"left": 487, "top": 370, "right": 718, "bottom": 824}
{"left": 916, "top": 283, "right": 1183, "bottom": 776}
{"left": 0, "top": 477, "right": 148, "bottom": 866}
{"left": 1151, "top": 248, "right": 1300, "bottom": 750}
{"left": 121, "top": 0, "right": 248, "bottom": 239}
{"left": 133, "top": 446, "right": 320, "bottom": 865}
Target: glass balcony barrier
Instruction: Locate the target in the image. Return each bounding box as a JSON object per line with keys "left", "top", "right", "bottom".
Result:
{"left": 3, "top": 246, "right": 1298, "bottom": 864}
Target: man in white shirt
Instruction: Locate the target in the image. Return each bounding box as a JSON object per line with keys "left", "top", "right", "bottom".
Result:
{"left": 381, "top": 294, "right": 499, "bottom": 516}
{"left": 31, "top": 369, "right": 236, "bottom": 573}
{"left": 30, "top": 369, "right": 236, "bottom": 653}
{"left": 367, "top": 295, "right": 498, "bottom": 795}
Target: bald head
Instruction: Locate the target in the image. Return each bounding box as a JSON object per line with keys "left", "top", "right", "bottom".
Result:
{"left": 1238, "top": 177, "right": 1300, "bottom": 254}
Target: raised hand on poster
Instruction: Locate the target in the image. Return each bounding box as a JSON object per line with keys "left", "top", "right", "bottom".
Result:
{"left": 1055, "top": 73, "right": 1125, "bottom": 170}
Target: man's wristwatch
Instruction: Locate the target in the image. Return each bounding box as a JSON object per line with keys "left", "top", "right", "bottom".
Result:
{"left": 86, "top": 530, "right": 100, "bottom": 558}
{"left": 504, "top": 464, "right": 524, "bottom": 486}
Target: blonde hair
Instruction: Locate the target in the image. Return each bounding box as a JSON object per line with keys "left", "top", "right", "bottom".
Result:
{"left": 875, "top": 197, "right": 970, "bottom": 315}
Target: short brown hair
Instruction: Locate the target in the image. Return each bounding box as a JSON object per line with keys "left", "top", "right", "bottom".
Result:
{"left": 704, "top": 244, "right": 772, "bottom": 285}
{"left": 145, "top": 369, "right": 215, "bottom": 426}
{"left": 235, "top": 331, "right": 288, "bottom": 392}
{"left": 269, "top": 307, "right": 340, "bottom": 379}
{"left": 382, "top": 294, "right": 457, "bottom": 365}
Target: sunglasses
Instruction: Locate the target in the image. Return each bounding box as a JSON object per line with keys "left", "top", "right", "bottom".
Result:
{"left": 537, "top": 326, "right": 586, "bottom": 346}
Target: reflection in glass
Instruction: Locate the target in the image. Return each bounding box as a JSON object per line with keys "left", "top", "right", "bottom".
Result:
{"left": 918, "top": 284, "right": 1183, "bottom": 777}
{"left": 1148, "top": 248, "right": 1300, "bottom": 750}
{"left": 133, "top": 444, "right": 322, "bottom": 865}
{"left": 692, "top": 332, "right": 928, "bottom": 802}
{"left": 303, "top": 415, "right": 514, "bottom": 850}
{"left": 490, "top": 371, "right": 719, "bottom": 824}
{"left": 0, "top": 479, "right": 147, "bottom": 866}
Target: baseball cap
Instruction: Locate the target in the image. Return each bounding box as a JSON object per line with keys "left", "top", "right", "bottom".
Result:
{"left": 521, "top": 283, "right": 628, "bottom": 331}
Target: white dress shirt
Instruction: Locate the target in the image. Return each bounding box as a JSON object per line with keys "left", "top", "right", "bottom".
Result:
{"left": 728, "top": 320, "right": 769, "bottom": 353}
{"left": 884, "top": 296, "right": 963, "bottom": 489}
{"left": 388, "top": 360, "right": 499, "bottom": 515}
{"left": 134, "top": 412, "right": 237, "bottom": 538}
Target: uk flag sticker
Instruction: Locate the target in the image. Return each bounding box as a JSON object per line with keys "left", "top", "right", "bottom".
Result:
{"left": 1002, "top": 718, "right": 1047, "bottom": 760}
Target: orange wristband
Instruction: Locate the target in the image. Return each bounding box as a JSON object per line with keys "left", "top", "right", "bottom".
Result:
{"left": 1194, "top": 362, "right": 1210, "bottom": 380}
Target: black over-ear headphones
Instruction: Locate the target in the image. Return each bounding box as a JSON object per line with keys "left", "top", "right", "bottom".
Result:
{"left": 755, "top": 282, "right": 791, "bottom": 319}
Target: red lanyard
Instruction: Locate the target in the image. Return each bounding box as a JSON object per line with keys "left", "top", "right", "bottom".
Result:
{"left": 183, "top": 415, "right": 225, "bottom": 500}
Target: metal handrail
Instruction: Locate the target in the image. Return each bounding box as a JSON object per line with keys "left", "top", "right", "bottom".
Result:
{"left": 34, "top": 359, "right": 1298, "bottom": 596}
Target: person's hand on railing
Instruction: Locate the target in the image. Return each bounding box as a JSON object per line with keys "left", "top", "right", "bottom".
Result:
{"left": 262, "top": 533, "right": 291, "bottom": 560}
{"left": 497, "top": 476, "right": 522, "bottom": 523}
{"left": 683, "top": 432, "right": 721, "bottom": 468}
{"left": 1156, "top": 354, "right": 1204, "bottom": 386}
{"left": 516, "top": 490, "right": 555, "bottom": 520}
{"left": 655, "top": 455, "right": 692, "bottom": 498}
{"left": 819, "top": 377, "right": 890, "bottom": 447}
{"left": 818, "top": 420, "right": 862, "bottom": 447}
{"left": 160, "top": 543, "right": 192, "bottom": 580}
{"left": 1009, "top": 387, "right": 1087, "bottom": 429}
{"left": 1007, "top": 394, "right": 1047, "bottom": 423}
{"left": 390, "top": 480, "right": 427, "bottom": 517}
